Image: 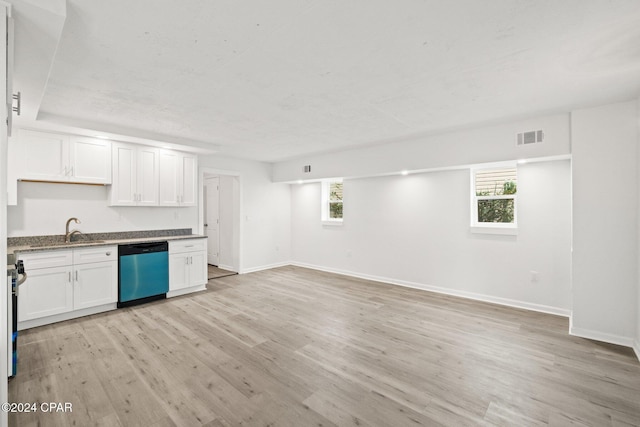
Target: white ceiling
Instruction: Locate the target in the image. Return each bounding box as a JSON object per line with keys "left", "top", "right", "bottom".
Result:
{"left": 12, "top": 0, "right": 640, "bottom": 162}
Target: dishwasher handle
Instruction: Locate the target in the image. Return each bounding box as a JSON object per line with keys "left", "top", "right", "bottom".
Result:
{"left": 118, "top": 241, "right": 169, "bottom": 256}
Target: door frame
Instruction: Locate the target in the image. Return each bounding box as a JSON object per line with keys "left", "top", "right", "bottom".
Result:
{"left": 204, "top": 175, "right": 220, "bottom": 266}
{"left": 198, "top": 167, "right": 242, "bottom": 273}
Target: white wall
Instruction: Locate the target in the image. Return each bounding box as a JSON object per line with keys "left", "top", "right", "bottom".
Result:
{"left": 571, "top": 100, "right": 638, "bottom": 347}
{"left": 274, "top": 113, "right": 571, "bottom": 182}
{"left": 637, "top": 96, "right": 640, "bottom": 360}
{"left": 198, "top": 155, "right": 291, "bottom": 273}
{"left": 291, "top": 160, "right": 572, "bottom": 314}
{"left": 7, "top": 181, "right": 198, "bottom": 237}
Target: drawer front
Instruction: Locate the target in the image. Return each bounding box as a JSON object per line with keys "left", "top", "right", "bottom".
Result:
{"left": 169, "top": 238, "right": 206, "bottom": 254}
{"left": 73, "top": 246, "right": 118, "bottom": 265}
{"left": 18, "top": 250, "right": 73, "bottom": 270}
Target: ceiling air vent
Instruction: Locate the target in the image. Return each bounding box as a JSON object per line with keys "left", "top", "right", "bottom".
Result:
{"left": 516, "top": 130, "right": 544, "bottom": 146}
{"left": 303, "top": 165, "right": 311, "bottom": 173}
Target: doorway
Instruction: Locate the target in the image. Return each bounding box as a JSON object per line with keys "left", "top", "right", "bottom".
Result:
{"left": 204, "top": 176, "right": 220, "bottom": 265}
{"left": 200, "top": 168, "right": 241, "bottom": 274}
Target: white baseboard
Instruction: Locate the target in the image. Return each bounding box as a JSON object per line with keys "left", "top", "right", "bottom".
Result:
{"left": 167, "top": 284, "right": 206, "bottom": 299}
{"left": 290, "top": 261, "right": 570, "bottom": 317}
{"left": 633, "top": 338, "right": 640, "bottom": 363}
{"left": 569, "top": 326, "right": 635, "bottom": 348}
{"left": 18, "top": 303, "right": 117, "bottom": 331}
{"left": 241, "top": 261, "right": 290, "bottom": 275}
{"left": 217, "top": 264, "right": 236, "bottom": 272}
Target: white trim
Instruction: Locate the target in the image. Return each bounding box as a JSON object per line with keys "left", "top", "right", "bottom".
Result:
{"left": 470, "top": 225, "right": 518, "bottom": 235}
{"left": 470, "top": 165, "right": 518, "bottom": 230}
{"left": 241, "top": 261, "right": 290, "bottom": 275}
{"left": 17, "top": 303, "right": 116, "bottom": 331}
{"left": 321, "top": 220, "right": 343, "bottom": 227}
{"left": 634, "top": 339, "right": 640, "bottom": 363}
{"left": 569, "top": 326, "right": 635, "bottom": 348}
{"left": 217, "top": 264, "right": 235, "bottom": 272}
{"left": 290, "top": 261, "right": 570, "bottom": 317}
{"left": 199, "top": 167, "right": 242, "bottom": 274}
{"left": 167, "top": 284, "right": 206, "bottom": 298}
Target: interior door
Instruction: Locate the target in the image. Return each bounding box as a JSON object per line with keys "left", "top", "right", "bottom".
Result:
{"left": 205, "top": 177, "right": 220, "bottom": 265}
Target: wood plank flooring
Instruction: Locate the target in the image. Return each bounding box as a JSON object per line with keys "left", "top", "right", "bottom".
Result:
{"left": 8, "top": 266, "right": 640, "bottom": 426}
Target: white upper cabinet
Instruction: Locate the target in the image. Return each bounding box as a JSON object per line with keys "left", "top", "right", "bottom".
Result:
{"left": 13, "top": 129, "right": 111, "bottom": 184}
{"left": 159, "top": 150, "right": 197, "bottom": 207}
{"left": 70, "top": 136, "right": 112, "bottom": 184}
{"left": 110, "top": 142, "right": 159, "bottom": 206}
{"left": 17, "top": 130, "right": 68, "bottom": 181}
{"left": 9, "top": 128, "right": 197, "bottom": 207}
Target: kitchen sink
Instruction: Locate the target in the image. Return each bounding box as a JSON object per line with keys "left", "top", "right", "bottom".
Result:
{"left": 29, "top": 240, "right": 106, "bottom": 248}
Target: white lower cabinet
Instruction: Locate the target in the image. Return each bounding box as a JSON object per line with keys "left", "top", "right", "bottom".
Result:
{"left": 17, "top": 246, "right": 118, "bottom": 329}
{"left": 73, "top": 261, "right": 117, "bottom": 310}
{"left": 168, "top": 238, "right": 207, "bottom": 296}
{"left": 18, "top": 266, "right": 73, "bottom": 322}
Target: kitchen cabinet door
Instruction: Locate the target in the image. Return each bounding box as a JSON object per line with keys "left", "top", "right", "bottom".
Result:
{"left": 169, "top": 253, "right": 190, "bottom": 291}
{"left": 17, "top": 130, "right": 69, "bottom": 181}
{"left": 70, "top": 137, "right": 112, "bottom": 184}
{"left": 110, "top": 143, "right": 159, "bottom": 206}
{"left": 180, "top": 153, "right": 198, "bottom": 206}
{"left": 73, "top": 261, "right": 118, "bottom": 310}
{"left": 18, "top": 266, "right": 73, "bottom": 322}
{"left": 137, "top": 146, "right": 160, "bottom": 206}
{"left": 110, "top": 142, "right": 137, "bottom": 206}
{"left": 159, "top": 150, "right": 180, "bottom": 206}
{"left": 159, "top": 150, "right": 198, "bottom": 207}
{"left": 189, "top": 251, "right": 207, "bottom": 286}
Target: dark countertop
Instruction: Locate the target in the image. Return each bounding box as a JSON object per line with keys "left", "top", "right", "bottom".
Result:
{"left": 8, "top": 228, "right": 206, "bottom": 255}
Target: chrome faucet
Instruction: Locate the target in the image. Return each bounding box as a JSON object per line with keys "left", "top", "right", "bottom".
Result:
{"left": 65, "top": 217, "right": 81, "bottom": 243}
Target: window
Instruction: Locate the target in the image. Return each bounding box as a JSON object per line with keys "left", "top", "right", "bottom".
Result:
{"left": 471, "top": 166, "right": 517, "bottom": 232}
{"left": 322, "top": 179, "right": 343, "bottom": 224}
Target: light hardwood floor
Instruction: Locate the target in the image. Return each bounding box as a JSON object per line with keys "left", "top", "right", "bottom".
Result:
{"left": 8, "top": 266, "right": 640, "bottom": 426}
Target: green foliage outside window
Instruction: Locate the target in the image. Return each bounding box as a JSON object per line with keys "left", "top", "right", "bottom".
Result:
{"left": 328, "top": 182, "right": 343, "bottom": 219}
{"left": 329, "top": 202, "right": 343, "bottom": 219}
{"left": 476, "top": 181, "right": 516, "bottom": 223}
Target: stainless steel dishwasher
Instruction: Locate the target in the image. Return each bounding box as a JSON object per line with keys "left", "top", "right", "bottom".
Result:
{"left": 118, "top": 241, "right": 169, "bottom": 308}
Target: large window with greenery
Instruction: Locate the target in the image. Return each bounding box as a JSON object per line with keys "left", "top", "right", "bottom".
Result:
{"left": 322, "top": 179, "right": 343, "bottom": 223}
{"left": 472, "top": 167, "right": 517, "bottom": 227}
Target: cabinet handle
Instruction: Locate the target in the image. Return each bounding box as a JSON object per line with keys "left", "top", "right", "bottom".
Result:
{"left": 184, "top": 245, "right": 194, "bottom": 248}
{"left": 185, "top": 257, "right": 189, "bottom": 265}
{"left": 190, "top": 256, "right": 193, "bottom": 264}
{"left": 70, "top": 166, "right": 74, "bottom": 177}
{"left": 106, "top": 252, "right": 111, "bottom": 256}
{"left": 68, "top": 272, "right": 71, "bottom": 282}
{"left": 75, "top": 271, "right": 78, "bottom": 281}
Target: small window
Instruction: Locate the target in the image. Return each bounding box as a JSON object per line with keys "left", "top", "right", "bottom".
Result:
{"left": 322, "top": 180, "right": 343, "bottom": 223}
{"left": 471, "top": 167, "right": 517, "bottom": 231}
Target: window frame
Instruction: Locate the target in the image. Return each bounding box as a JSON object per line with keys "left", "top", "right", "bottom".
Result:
{"left": 321, "top": 179, "right": 344, "bottom": 225}
{"left": 470, "top": 165, "right": 518, "bottom": 235}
